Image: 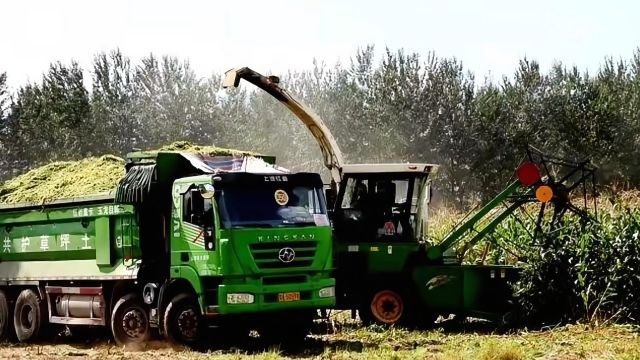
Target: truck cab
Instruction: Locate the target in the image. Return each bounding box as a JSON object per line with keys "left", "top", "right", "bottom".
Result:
{"left": 169, "top": 172, "right": 334, "bottom": 319}
{"left": 116, "top": 151, "right": 335, "bottom": 344}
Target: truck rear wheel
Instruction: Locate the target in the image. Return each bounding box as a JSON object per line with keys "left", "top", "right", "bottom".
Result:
{"left": 111, "top": 294, "right": 150, "bottom": 347}
{"left": 13, "top": 289, "right": 46, "bottom": 342}
{"left": 0, "top": 290, "right": 14, "bottom": 341}
{"left": 163, "top": 293, "right": 202, "bottom": 345}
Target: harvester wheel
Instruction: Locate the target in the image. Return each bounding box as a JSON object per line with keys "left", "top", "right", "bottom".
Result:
{"left": 370, "top": 289, "right": 404, "bottom": 325}
{"left": 360, "top": 288, "right": 409, "bottom": 326}
{"left": 111, "top": 294, "right": 150, "bottom": 347}
{"left": 13, "top": 289, "right": 46, "bottom": 342}
{"left": 0, "top": 290, "right": 14, "bottom": 342}
{"left": 163, "top": 293, "right": 202, "bottom": 345}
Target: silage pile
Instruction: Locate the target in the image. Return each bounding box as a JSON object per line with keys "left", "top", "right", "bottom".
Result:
{"left": 157, "top": 141, "right": 260, "bottom": 157}
{"left": 0, "top": 142, "right": 260, "bottom": 205}
{"left": 0, "top": 155, "right": 125, "bottom": 204}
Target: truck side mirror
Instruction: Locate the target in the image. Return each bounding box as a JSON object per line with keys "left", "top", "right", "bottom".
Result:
{"left": 198, "top": 184, "right": 215, "bottom": 199}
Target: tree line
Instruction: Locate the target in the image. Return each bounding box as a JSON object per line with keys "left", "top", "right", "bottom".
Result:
{"left": 1, "top": 47, "right": 639, "bottom": 207}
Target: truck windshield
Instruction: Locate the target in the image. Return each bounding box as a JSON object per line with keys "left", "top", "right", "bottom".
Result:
{"left": 217, "top": 185, "right": 327, "bottom": 228}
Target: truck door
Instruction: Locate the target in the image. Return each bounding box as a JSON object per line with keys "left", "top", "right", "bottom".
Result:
{"left": 171, "top": 183, "right": 217, "bottom": 274}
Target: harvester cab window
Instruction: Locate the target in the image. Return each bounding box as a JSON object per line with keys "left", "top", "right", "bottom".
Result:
{"left": 335, "top": 175, "right": 415, "bottom": 242}
{"left": 341, "top": 179, "right": 370, "bottom": 210}
{"left": 371, "top": 178, "right": 414, "bottom": 241}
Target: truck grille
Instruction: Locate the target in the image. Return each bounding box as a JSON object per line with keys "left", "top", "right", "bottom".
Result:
{"left": 250, "top": 241, "right": 317, "bottom": 270}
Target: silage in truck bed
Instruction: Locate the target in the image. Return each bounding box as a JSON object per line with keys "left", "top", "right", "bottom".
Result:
{"left": 0, "top": 155, "right": 125, "bottom": 204}
{"left": 156, "top": 141, "right": 259, "bottom": 156}
{"left": 0, "top": 142, "right": 260, "bottom": 205}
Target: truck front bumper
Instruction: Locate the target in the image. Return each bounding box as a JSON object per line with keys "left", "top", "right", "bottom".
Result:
{"left": 208, "top": 276, "right": 335, "bottom": 315}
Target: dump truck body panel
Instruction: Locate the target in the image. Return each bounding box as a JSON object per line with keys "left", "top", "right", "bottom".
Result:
{"left": 0, "top": 200, "right": 139, "bottom": 278}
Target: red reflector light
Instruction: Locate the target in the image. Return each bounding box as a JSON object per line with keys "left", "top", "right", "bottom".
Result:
{"left": 516, "top": 162, "right": 541, "bottom": 186}
{"left": 408, "top": 165, "right": 417, "bottom": 170}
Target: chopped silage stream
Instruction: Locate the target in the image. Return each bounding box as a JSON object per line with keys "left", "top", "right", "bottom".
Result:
{"left": 0, "top": 142, "right": 259, "bottom": 205}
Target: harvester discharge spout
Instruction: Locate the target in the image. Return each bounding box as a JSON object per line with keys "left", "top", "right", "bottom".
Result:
{"left": 222, "top": 67, "right": 345, "bottom": 191}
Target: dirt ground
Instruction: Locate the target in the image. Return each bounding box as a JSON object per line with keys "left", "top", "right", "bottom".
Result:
{"left": 0, "top": 320, "right": 638, "bottom": 360}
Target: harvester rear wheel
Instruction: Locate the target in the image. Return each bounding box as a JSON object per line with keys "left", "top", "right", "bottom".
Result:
{"left": 111, "top": 294, "right": 150, "bottom": 347}
{"left": 13, "top": 289, "right": 46, "bottom": 342}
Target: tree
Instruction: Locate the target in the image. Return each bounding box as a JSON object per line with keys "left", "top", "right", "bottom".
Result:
{"left": 0, "top": 72, "right": 8, "bottom": 120}
{"left": 132, "top": 54, "right": 220, "bottom": 149}
{"left": 7, "top": 61, "right": 91, "bottom": 164}
{"left": 91, "top": 49, "right": 138, "bottom": 154}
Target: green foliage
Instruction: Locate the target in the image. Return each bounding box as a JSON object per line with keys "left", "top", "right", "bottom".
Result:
{"left": 512, "top": 206, "right": 640, "bottom": 325}
{"left": 3, "top": 61, "right": 91, "bottom": 169}
{"left": 2, "top": 46, "right": 640, "bottom": 208}
{"left": 0, "top": 72, "right": 8, "bottom": 120}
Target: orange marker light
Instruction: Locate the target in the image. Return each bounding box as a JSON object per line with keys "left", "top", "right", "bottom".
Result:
{"left": 535, "top": 185, "right": 553, "bottom": 203}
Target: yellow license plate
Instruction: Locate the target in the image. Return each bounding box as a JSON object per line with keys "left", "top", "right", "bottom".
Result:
{"left": 278, "top": 292, "right": 300, "bottom": 302}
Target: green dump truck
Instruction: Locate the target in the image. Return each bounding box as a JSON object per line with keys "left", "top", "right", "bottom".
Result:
{"left": 0, "top": 150, "right": 335, "bottom": 345}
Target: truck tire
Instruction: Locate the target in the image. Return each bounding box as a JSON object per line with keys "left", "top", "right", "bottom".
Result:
{"left": 0, "top": 290, "right": 14, "bottom": 342}
{"left": 111, "top": 294, "right": 150, "bottom": 347}
{"left": 13, "top": 289, "right": 46, "bottom": 342}
{"left": 163, "top": 293, "right": 202, "bottom": 345}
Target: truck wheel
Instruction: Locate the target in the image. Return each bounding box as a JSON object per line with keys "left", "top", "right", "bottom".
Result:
{"left": 163, "top": 293, "right": 202, "bottom": 345}
{"left": 0, "top": 290, "right": 14, "bottom": 342}
{"left": 13, "top": 289, "right": 46, "bottom": 342}
{"left": 111, "top": 294, "right": 150, "bottom": 347}
{"left": 362, "top": 289, "right": 405, "bottom": 326}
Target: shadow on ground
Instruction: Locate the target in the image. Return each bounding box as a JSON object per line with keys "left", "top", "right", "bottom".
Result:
{"left": 3, "top": 317, "right": 513, "bottom": 358}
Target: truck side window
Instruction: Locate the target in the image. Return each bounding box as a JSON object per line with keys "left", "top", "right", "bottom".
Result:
{"left": 183, "top": 189, "right": 206, "bottom": 226}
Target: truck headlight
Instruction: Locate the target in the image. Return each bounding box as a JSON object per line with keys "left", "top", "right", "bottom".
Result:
{"left": 226, "top": 293, "right": 255, "bottom": 304}
{"left": 319, "top": 286, "right": 335, "bottom": 298}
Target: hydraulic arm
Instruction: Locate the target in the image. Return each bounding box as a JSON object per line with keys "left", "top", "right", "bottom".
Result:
{"left": 222, "top": 67, "right": 344, "bottom": 190}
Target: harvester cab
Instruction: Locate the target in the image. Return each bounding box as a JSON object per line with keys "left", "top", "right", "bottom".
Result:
{"left": 332, "top": 163, "right": 436, "bottom": 244}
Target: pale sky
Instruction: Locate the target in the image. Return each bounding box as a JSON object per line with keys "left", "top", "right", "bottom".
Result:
{"left": 1, "top": 0, "right": 639, "bottom": 90}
